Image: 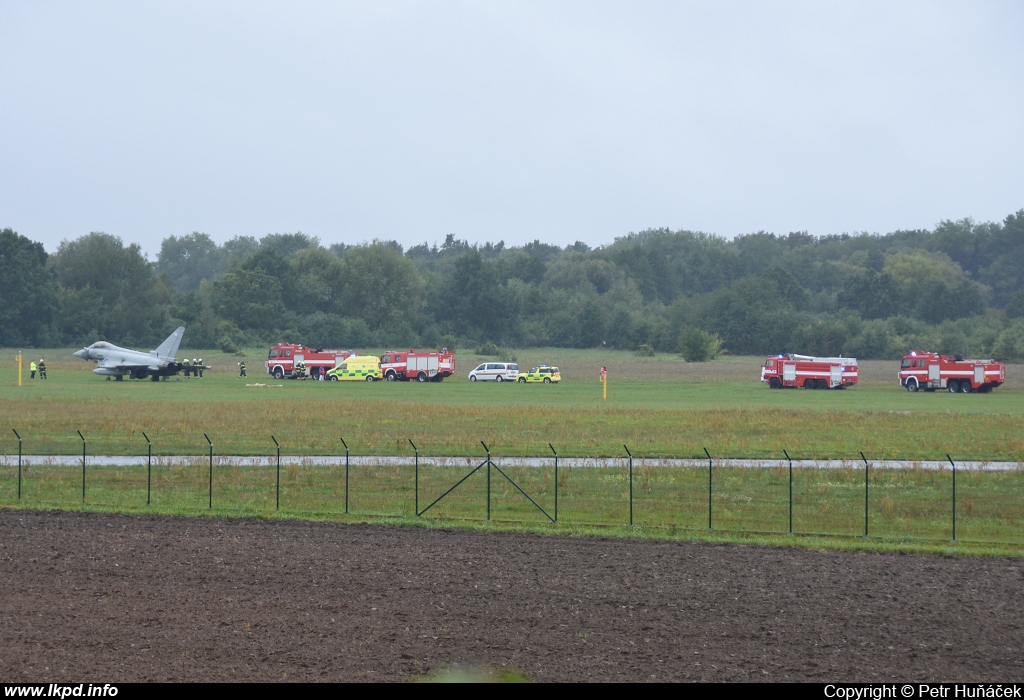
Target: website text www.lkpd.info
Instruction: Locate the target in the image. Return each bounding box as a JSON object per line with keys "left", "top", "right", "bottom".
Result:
{"left": 5, "top": 686, "right": 117, "bottom": 698}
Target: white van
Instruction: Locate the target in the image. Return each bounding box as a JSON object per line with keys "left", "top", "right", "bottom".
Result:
{"left": 468, "top": 362, "right": 519, "bottom": 382}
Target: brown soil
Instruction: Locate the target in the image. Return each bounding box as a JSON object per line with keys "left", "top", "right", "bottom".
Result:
{"left": 2, "top": 509, "right": 1022, "bottom": 682}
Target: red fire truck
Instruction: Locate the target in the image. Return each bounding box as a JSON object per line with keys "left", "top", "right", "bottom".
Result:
{"left": 761, "top": 354, "right": 859, "bottom": 389}
{"left": 899, "top": 351, "right": 1005, "bottom": 393}
{"left": 379, "top": 348, "right": 456, "bottom": 382}
{"left": 266, "top": 343, "right": 354, "bottom": 379}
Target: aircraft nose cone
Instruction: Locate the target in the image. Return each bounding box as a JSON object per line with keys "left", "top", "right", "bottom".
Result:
{"left": 74, "top": 348, "right": 87, "bottom": 359}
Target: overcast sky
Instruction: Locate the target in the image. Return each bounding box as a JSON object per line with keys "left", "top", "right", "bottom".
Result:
{"left": 2, "top": 1, "right": 1022, "bottom": 257}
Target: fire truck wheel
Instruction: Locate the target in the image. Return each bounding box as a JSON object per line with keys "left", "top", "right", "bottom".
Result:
{"left": 803, "top": 380, "right": 815, "bottom": 389}
{"left": 907, "top": 378, "right": 919, "bottom": 392}
{"left": 386, "top": 372, "right": 396, "bottom": 381}
{"left": 417, "top": 372, "right": 427, "bottom": 382}
{"left": 947, "top": 380, "right": 959, "bottom": 393}
{"left": 273, "top": 367, "right": 284, "bottom": 380}
{"left": 960, "top": 381, "right": 972, "bottom": 394}
{"left": 768, "top": 377, "right": 781, "bottom": 389}
{"left": 816, "top": 379, "right": 829, "bottom": 390}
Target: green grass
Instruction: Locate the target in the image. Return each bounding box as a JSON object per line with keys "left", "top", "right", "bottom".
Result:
{"left": 3, "top": 346, "right": 1024, "bottom": 556}
{"left": 3, "top": 347, "right": 1024, "bottom": 460}
{"left": 3, "top": 460, "right": 1022, "bottom": 552}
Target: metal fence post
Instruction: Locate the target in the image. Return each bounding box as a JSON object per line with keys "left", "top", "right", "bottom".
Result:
{"left": 549, "top": 443, "right": 558, "bottom": 523}
{"left": 78, "top": 430, "right": 86, "bottom": 503}
{"left": 624, "top": 444, "right": 633, "bottom": 526}
{"left": 409, "top": 439, "right": 418, "bottom": 516}
{"left": 783, "top": 448, "right": 793, "bottom": 535}
{"left": 860, "top": 451, "right": 869, "bottom": 538}
{"left": 13, "top": 429, "right": 22, "bottom": 500}
{"left": 271, "top": 436, "right": 280, "bottom": 511}
{"left": 703, "top": 446, "right": 712, "bottom": 530}
{"left": 948, "top": 454, "right": 956, "bottom": 542}
{"left": 204, "top": 434, "right": 213, "bottom": 509}
{"left": 142, "top": 432, "right": 152, "bottom": 506}
{"left": 482, "top": 441, "right": 491, "bottom": 521}
{"left": 340, "top": 437, "right": 349, "bottom": 515}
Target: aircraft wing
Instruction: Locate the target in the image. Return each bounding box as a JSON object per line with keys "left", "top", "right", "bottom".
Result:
{"left": 97, "top": 359, "right": 157, "bottom": 371}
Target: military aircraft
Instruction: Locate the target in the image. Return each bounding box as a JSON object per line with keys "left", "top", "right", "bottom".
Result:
{"left": 73, "top": 326, "right": 188, "bottom": 381}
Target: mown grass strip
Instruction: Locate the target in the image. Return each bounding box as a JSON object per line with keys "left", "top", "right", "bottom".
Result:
{"left": 3, "top": 462, "right": 1023, "bottom": 553}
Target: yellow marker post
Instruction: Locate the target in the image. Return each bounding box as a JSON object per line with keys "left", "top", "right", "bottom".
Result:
{"left": 600, "top": 368, "right": 607, "bottom": 401}
{"left": 16, "top": 351, "right": 22, "bottom": 387}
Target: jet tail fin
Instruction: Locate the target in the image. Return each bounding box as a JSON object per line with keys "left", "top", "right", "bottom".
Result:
{"left": 154, "top": 326, "right": 185, "bottom": 359}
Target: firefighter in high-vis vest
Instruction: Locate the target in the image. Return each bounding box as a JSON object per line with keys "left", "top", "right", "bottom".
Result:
{"left": 295, "top": 361, "right": 306, "bottom": 379}
{"left": 30, "top": 360, "right": 37, "bottom": 379}
{"left": 238, "top": 361, "right": 247, "bottom": 377}
{"left": 197, "top": 359, "right": 204, "bottom": 378}
{"left": 38, "top": 359, "right": 47, "bottom": 379}
{"left": 183, "top": 358, "right": 191, "bottom": 378}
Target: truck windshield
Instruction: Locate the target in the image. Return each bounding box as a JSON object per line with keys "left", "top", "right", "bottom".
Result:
{"left": 901, "top": 360, "right": 910, "bottom": 368}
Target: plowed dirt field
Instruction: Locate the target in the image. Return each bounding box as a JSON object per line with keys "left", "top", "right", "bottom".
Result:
{"left": 1, "top": 510, "right": 1022, "bottom": 682}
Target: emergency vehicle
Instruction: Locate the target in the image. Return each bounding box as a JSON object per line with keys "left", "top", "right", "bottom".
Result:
{"left": 761, "top": 354, "right": 858, "bottom": 389}
{"left": 518, "top": 365, "right": 561, "bottom": 384}
{"left": 266, "top": 343, "right": 353, "bottom": 379}
{"left": 326, "top": 355, "right": 381, "bottom": 381}
{"left": 899, "top": 351, "right": 1005, "bottom": 393}
{"left": 379, "top": 348, "right": 456, "bottom": 382}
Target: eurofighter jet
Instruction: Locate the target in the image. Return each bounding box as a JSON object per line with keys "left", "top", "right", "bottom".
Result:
{"left": 73, "top": 326, "right": 187, "bottom": 381}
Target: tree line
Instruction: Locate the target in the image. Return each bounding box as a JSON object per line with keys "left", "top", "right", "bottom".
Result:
{"left": 3, "top": 209, "right": 1024, "bottom": 360}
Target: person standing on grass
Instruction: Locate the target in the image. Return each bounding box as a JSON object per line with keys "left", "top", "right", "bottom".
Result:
{"left": 30, "top": 360, "right": 37, "bottom": 379}
{"left": 600, "top": 366, "right": 607, "bottom": 382}
{"left": 38, "top": 359, "right": 46, "bottom": 379}
{"left": 197, "top": 359, "right": 204, "bottom": 378}
{"left": 239, "top": 361, "right": 247, "bottom": 377}
{"left": 183, "top": 358, "right": 191, "bottom": 378}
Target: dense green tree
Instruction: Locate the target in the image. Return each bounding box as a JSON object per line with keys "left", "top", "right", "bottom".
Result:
{"left": 50, "top": 232, "right": 168, "bottom": 345}
{"left": 156, "top": 232, "right": 222, "bottom": 290}
{"left": 441, "top": 251, "right": 517, "bottom": 341}
{"left": 0, "top": 228, "right": 58, "bottom": 346}
{"left": 838, "top": 270, "right": 901, "bottom": 319}
{"left": 213, "top": 268, "right": 285, "bottom": 332}
{"left": 339, "top": 242, "right": 422, "bottom": 331}
{"left": 292, "top": 247, "right": 346, "bottom": 314}
{"left": 259, "top": 232, "right": 319, "bottom": 258}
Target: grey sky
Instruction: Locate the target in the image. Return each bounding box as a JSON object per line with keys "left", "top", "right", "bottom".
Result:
{"left": 2, "top": 1, "right": 1022, "bottom": 257}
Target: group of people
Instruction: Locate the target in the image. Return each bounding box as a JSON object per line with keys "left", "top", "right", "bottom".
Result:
{"left": 182, "top": 358, "right": 205, "bottom": 378}
{"left": 29, "top": 359, "right": 46, "bottom": 379}
{"left": 293, "top": 362, "right": 327, "bottom": 380}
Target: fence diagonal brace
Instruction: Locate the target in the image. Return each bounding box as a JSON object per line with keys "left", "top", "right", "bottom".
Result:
{"left": 492, "top": 463, "right": 555, "bottom": 523}
{"left": 417, "top": 461, "right": 487, "bottom": 517}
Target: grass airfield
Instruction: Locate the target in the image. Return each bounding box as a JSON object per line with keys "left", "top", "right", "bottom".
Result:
{"left": 2, "top": 347, "right": 1023, "bottom": 460}
{"left": 3, "top": 347, "right": 1024, "bottom": 553}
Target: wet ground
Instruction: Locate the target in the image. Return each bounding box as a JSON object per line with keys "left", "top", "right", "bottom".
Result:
{"left": 2, "top": 509, "right": 1022, "bottom": 682}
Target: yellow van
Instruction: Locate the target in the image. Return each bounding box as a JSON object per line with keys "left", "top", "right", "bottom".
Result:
{"left": 327, "top": 355, "right": 382, "bottom": 381}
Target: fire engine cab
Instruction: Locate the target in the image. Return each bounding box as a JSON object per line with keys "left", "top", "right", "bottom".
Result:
{"left": 761, "top": 354, "right": 858, "bottom": 389}
{"left": 266, "top": 343, "right": 353, "bottom": 379}
{"left": 899, "top": 351, "right": 1005, "bottom": 393}
{"left": 379, "top": 349, "right": 455, "bottom": 382}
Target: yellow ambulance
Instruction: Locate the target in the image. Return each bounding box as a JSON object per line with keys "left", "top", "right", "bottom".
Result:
{"left": 327, "top": 355, "right": 382, "bottom": 381}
